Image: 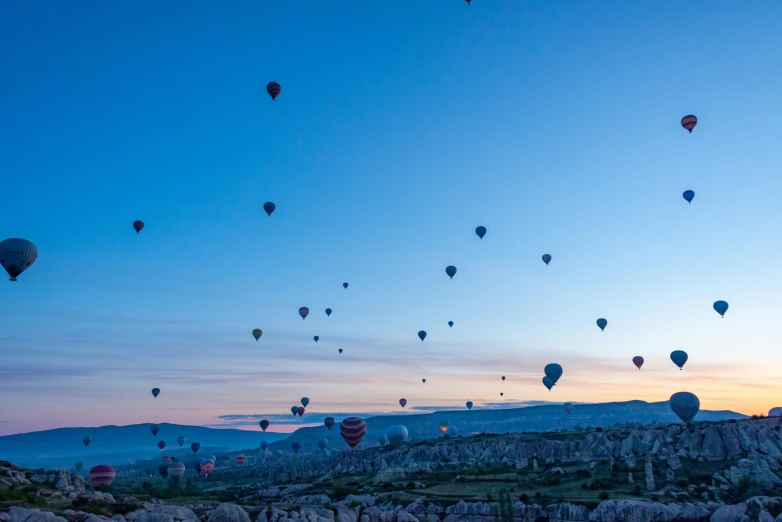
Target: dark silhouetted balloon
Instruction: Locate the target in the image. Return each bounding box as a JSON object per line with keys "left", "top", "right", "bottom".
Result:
{"left": 157, "top": 440, "right": 166, "bottom": 450}
{"left": 670, "top": 350, "right": 688, "bottom": 370}
{"left": 261, "top": 440, "right": 268, "bottom": 451}
{"left": 633, "top": 356, "right": 644, "bottom": 370}
{"left": 596, "top": 318, "right": 607, "bottom": 331}
{"left": 177, "top": 436, "right": 185, "bottom": 447}
{"left": 475, "top": 226, "right": 486, "bottom": 239}
{"left": 542, "top": 376, "right": 554, "bottom": 391}
{"left": 683, "top": 190, "right": 695, "bottom": 203}
{"left": 564, "top": 402, "right": 573, "bottom": 414}
{"left": 669, "top": 391, "right": 700, "bottom": 422}
{"left": 343, "top": 282, "right": 348, "bottom": 289}
{"left": 377, "top": 434, "right": 389, "bottom": 446}
{"left": 191, "top": 442, "right": 200, "bottom": 453}
{"left": 151, "top": 388, "right": 160, "bottom": 398}
{"left": 325, "top": 308, "right": 332, "bottom": 316}
{"left": 713, "top": 300, "right": 729, "bottom": 318}
{"left": 299, "top": 307, "right": 309, "bottom": 319}
{"left": 318, "top": 438, "right": 328, "bottom": 451}
{"left": 466, "top": 401, "right": 473, "bottom": 410}
{"left": 448, "top": 321, "right": 453, "bottom": 327}
{"left": 501, "top": 376, "right": 505, "bottom": 381}
{"left": 260, "top": 420, "right": 269, "bottom": 431}
{"left": 422, "top": 378, "right": 426, "bottom": 383}
{"left": 263, "top": 202, "right": 276, "bottom": 216}
{"left": 158, "top": 464, "right": 169, "bottom": 479}
{"left": 314, "top": 336, "right": 319, "bottom": 342}
{"left": 399, "top": 398, "right": 407, "bottom": 408}
{"left": 297, "top": 406, "right": 305, "bottom": 417}
{"left": 418, "top": 330, "right": 427, "bottom": 342}
{"left": 338, "top": 348, "right": 343, "bottom": 354}
{"left": 291, "top": 406, "right": 298, "bottom": 416}
{"left": 301, "top": 397, "right": 309, "bottom": 407}
{"left": 324, "top": 417, "right": 335, "bottom": 430}
{"left": 445, "top": 266, "right": 457, "bottom": 279}
{"left": 500, "top": 392, "right": 504, "bottom": 397}
{"left": 340, "top": 417, "right": 367, "bottom": 449}
{"left": 542, "top": 254, "right": 551, "bottom": 265}
{"left": 83, "top": 436, "right": 92, "bottom": 447}
{"left": 253, "top": 329, "right": 262, "bottom": 341}
{"left": 0, "top": 238, "right": 38, "bottom": 281}
{"left": 75, "top": 461, "right": 84, "bottom": 472}
{"left": 267, "top": 82, "right": 281, "bottom": 100}
{"left": 544, "top": 363, "right": 563, "bottom": 384}
{"left": 150, "top": 424, "right": 160, "bottom": 436}
{"left": 681, "top": 115, "right": 697, "bottom": 133}
{"left": 133, "top": 221, "right": 144, "bottom": 234}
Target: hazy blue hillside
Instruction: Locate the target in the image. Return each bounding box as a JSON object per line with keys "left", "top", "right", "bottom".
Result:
{"left": 268, "top": 400, "right": 747, "bottom": 454}
{"left": 0, "top": 422, "right": 285, "bottom": 469}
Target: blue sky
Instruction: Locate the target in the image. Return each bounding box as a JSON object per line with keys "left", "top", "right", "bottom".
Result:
{"left": 2, "top": 1, "right": 782, "bottom": 435}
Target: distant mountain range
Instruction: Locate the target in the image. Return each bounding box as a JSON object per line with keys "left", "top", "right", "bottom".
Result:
{"left": 266, "top": 400, "right": 747, "bottom": 454}
{"left": 0, "top": 423, "right": 286, "bottom": 469}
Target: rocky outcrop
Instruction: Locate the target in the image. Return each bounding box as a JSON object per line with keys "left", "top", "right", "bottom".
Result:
{"left": 207, "top": 504, "right": 251, "bottom": 522}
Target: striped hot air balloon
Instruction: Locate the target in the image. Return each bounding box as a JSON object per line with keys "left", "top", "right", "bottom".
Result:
{"left": 633, "top": 356, "right": 644, "bottom": 370}
{"left": 236, "top": 454, "right": 247, "bottom": 465}
{"left": 267, "top": 82, "right": 281, "bottom": 100}
{"left": 133, "top": 220, "right": 144, "bottom": 233}
{"left": 88, "top": 465, "right": 115, "bottom": 487}
{"left": 681, "top": 115, "right": 697, "bottom": 132}
{"left": 168, "top": 462, "right": 186, "bottom": 478}
{"left": 0, "top": 238, "right": 38, "bottom": 282}
{"left": 340, "top": 417, "right": 367, "bottom": 450}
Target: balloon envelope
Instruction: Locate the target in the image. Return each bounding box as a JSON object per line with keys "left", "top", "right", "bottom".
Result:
{"left": 439, "top": 420, "right": 449, "bottom": 432}
{"left": 542, "top": 254, "right": 551, "bottom": 265}
{"left": 544, "top": 363, "right": 563, "bottom": 384}
{"left": 475, "top": 226, "right": 486, "bottom": 239}
{"left": 448, "top": 321, "right": 453, "bottom": 327}
{"left": 713, "top": 300, "right": 729, "bottom": 317}
{"left": 399, "top": 398, "right": 407, "bottom": 408}
{"left": 324, "top": 417, "right": 335, "bottom": 430}
{"left": 177, "top": 436, "right": 186, "bottom": 447}
{"left": 88, "top": 465, "right": 115, "bottom": 487}
{"left": 259, "top": 419, "right": 270, "bottom": 431}
{"left": 299, "top": 307, "right": 309, "bottom": 319}
{"left": 150, "top": 424, "right": 160, "bottom": 436}
{"left": 318, "top": 438, "right": 328, "bottom": 451}
{"left": 681, "top": 115, "right": 697, "bottom": 132}
{"left": 314, "top": 336, "right": 319, "bottom": 342}
{"left": 340, "top": 417, "right": 367, "bottom": 449}
{"left": 291, "top": 406, "right": 298, "bottom": 415}
{"left": 542, "top": 376, "right": 554, "bottom": 391}
{"left": 292, "top": 442, "right": 301, "bottom": 454}
{"left": 633, "top": 356, "right": 644, "bottom": 370}
{"left": 768, "top": 407, "right": 782, "bottom": 417}
{"left": 252, "top": 329, "right": 262, "bottom": 341}
{"left": 168, "top": 462, "right": 186, "bottom": 478}
{"left": 343, "top": 282, "right": 348, "bottom": 289}
{"left": 386, "top": 425, "right": 408, "bottom": 447}
{"left": 261, "top": 441, "right": 268, "bottom": 451}
{"left": 75, "top": 461, "right": 84, "bottom": 472}
{"left": 325, "top": 308, "right": 332, "bottom": 316}
{"left": 682, "top": 190, "right": 695, "bottom": 203}
{"left": 200, "top": 460, "right": 215, "bottom": 475}
{"left": 266, "top": 82, "right": 281, "bottom": 100}
{"left": 297, "top": 406, "right": 305, "bottom": 417}
{"left": 445, "top": 266, "right": 457, "bottom": 279}
{"left": 422, "top": 378, "right": 426, "bottom": 383}
{"left": 0, "top": 238, "right": 38, "bottom": 281}
{"left": 466, "top": 401, "right": 473, "bottom": 410}
{"left": 446, "top": 426, "right": 458, "bottom": 437}
{"left": 263, "top": 202, "right": 276, "bottom": 216}
{"left": 670, "top": 350, "right": 688, "bottom": 369}
{"left": 377, "top": 434, "right": 389, "bottom": 445}
{"left": 151, "top": 388, "right": 160, "bottom": 398}
{"left": 82, "top": 436, "right": 92, "bottom": 447}
{"left": 133, "top": 220, "right": 144, "bottom": 233}
{"left": 301, "top": 397, "right": 309, "bottom": 407}
{"left": 596, "top": 318, "right": 607, "bottom": 331}
{"left": 418, "top": 330, "right": 427, "bottom": 342}
{"left": 236, "top": 454, "right": 247, "bottom": 465}
{"left": 157, "top": 440, "right": 166, "bottom": 450}
{"left": 338, "top": 349, "right": 343, "bottom": 354}
{"left": 564, "top": 402, "right": 574, "bottom": 414}
{"left": 158, "top": 464, "right": 169, "bottom": 479}
{"left": 669, "top": 391, "right": 700, "bottom": 422}
{"left": 191, "top": 442, "right": 200, "bottom": 453}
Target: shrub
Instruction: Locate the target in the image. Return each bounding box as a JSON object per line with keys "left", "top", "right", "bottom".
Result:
{"left": 651, "top": 496, "right": 659, "bottom": 502}
{"left": 598, "top": 492, "right": 610, "bottom": 501}
{"left": 519, "top": 493, "right": 529, "bottom": 503}
{"left": 596, "top": 427, "right": 603, "bottom": 432}
{"left": 535, "top": 491, "right": 542, "bottom": 499}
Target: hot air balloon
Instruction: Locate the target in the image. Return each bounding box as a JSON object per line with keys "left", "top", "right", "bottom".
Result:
{"left": 445, "top": 266, "right": 457, "bottom": 279}
{"left": 439, "top": 420, "right": 449, "bottom": 433}
{"left": 261, "top": 440, "right": 268, "bottom": 451}
{"left": 343, "top": 282, "right": 348, "bottom": 289}
{"left": 157, "top": 440, "right": 166, "bottom": 450}
{"left": 191, "top": 442, "right": 200, "bottom": 454}
{"left": 200, "top": 460, "right": 215, "bottom": 475}
{"left": 193, "top": 461, "right": 202, "bottom": 473}
{"left": 260, "top": 419, "right": 269, "bottom": 431}
{"left": 150, "top": 424, "right": 160, "bottom": 436}
{"left": 267, "top": 82, "right": 281, "bottom": 100}
{"left": 500, "top": 392, "right": 504, "bottom": 397}
{"left": 542, "top": 254, "right": 552, "bottom": 265}
{"left": 475, "top": 226, "right": 486, "bottom": 239}
{"left": 236, "top": 454, "right": 247, "bottom": 465}
{"left": 418, "top": 330, "right": 427, "bottom": 342}
{"left": 681, "top": 115, "right": 697, "bottom": 133}
{"left": 769, "top": 407, "right": 782, "bottom": 417}
{"left": 324, "top": 417, "right": 335, "bottom": 430}
{"left": 466, "top": 401, "right": 473, "bottom": 410}
{"left": 275, "top": 450, "right": 283, "bottom": 458}
{"left": 263, "top": 202, "right": 276, "bottom": 216}
{"left": 501, "top": 376, "right": 505, "bottom": 381}
{"left": 75, "top": 461, "right": 84, "bottom": 472}
{"left": 291, "top": 406, "right": 298, "bottom": 416}
{"left": 297, "top": 406, "right": 305, "bottom": 417}
{"left": 177, "top": 436, "right": 185, "bottom": 447}
{"left": 670, "top": 350, "right": 688, "bottom": 370}
{"left": 318, "top": 438, "right": 328, "bottom": 451}
{"left": 299, "top": 307, "right": 309, "bottom": 319}
{"left": 399, "top": 398, "right": 407, "bottom": 408}
{"left": 88, "top": 465, "right": 115, "bottom": 487}
{"left": 422, "top": 378, "right": 426, "bottom": 383}
{"left": 162, "top": 455, "right": 172, "bottom": 463}
{"left": 713, "top": 300, "right": 729, "bottom": 318}
{"left": 466, "top": 0, "right": 471, "bottom": 4}
{"left": 564, "top": 402, "right": 574, "bottom": 414}
{"left": 446, "top": 426, "right": 458, "bottom": 438}
{"left": 596, "top": 318, "right": 607, "bottom": 331}
{"left": 168, "top": 462, "right": 186, "bottom": 478}
{"left": 292, "top": 442, "right": 301, "bottom": 454}
{"left": 669, "top": 392, "right": 700, "bottom": 422}
{"left": 387, "top": 425, "right": 408, "bottom": 447}
{"left": 301, "top": 397, "right": 310, "bottom": 407}
{"left": 377, "top": 434, "right": 389, "bottom": 446}
{"left": 314, "top": 336, "right": 319, "bottom": 342}
{"left": 448, "top": 321, "right": 453, "bottom": 327}
{"left": 633, "top": 356, "right": 645, "bottom": 370}
{"left": 338, "top": 349, "right": 343, "bottom": 354}
{"left": 683, "top": 190, "right": 695, "bottom": 203}
{"left": 340, "top": 417, "right": 367, "bottom": 449}
{"left": 151, "top": 388, "right": 160, "bottom": 398}
{"left": 544, "top": 363, "right": 563, "bottom": 384}
{"left": 158, "top": 464, "right": 169, "bottom": 479}
{"left": 253, "top": 329, "right": 262, "bottom": 341}
{"left": 325, "top": 308, "right": 332, "bottom": 317}
{"left": 83, "top": 436, "right": 92, "bottom": 447}
{"left": 0, "top": 238, "right": 38, "bottom": 281}
{"left": 542, "top": 376, "right": 554, "bottom": 391}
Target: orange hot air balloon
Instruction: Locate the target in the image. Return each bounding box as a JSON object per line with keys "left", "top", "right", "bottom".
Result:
{"left": 340, "top": 417, "right": 366, "bottom": 449}
{"left": 681, "top": 115, "right": 697, "bottom": 132}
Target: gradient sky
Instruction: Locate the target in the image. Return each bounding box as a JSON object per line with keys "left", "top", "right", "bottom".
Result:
{"left": 2, "top": 1, "right": 782, "bottom": 436}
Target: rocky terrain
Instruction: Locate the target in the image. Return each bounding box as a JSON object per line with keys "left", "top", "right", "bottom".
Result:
{"left": 5, "top": 416, "right": 782, "bottom": 522}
